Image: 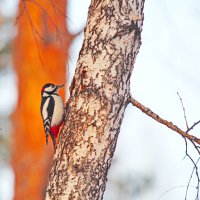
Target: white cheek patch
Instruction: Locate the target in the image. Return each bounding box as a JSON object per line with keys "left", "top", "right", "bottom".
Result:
{"left": 43, "top": 92, "right": 49, "bottom": 97}
{"left": 45, "top": 86, "right": 55, "bottom": 92}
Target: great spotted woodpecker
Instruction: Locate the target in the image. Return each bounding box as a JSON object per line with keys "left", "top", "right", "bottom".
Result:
{"left": 40, "top": 83, "right": 65, "bottom": 150}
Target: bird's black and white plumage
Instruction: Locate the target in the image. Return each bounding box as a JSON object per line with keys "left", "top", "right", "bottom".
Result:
{"left": 40, "top": 83, "right": 65, "bottom": 150}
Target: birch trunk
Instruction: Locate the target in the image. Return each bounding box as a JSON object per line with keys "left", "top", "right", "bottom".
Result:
{"left": 46, "top": 0, "right": 145, "bottom": 199}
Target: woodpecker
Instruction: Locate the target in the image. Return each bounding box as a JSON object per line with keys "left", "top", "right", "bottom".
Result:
{"left": 40, "top": 83, "right": 65, "bottom": 151}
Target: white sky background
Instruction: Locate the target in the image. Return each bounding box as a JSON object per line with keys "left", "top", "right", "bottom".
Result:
{"left": 0, "top": 0, "right": 200, "bottom": 199}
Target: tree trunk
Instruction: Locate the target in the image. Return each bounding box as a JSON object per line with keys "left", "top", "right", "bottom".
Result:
{"left": 46, "top": 0, "right": 145, "bottom": 199}
{"left": 12, "top": 0, "right": 72, "bottom": 199}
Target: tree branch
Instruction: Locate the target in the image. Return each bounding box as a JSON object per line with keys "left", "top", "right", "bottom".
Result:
{"left": 129, "top": 96, "right": 200, "bottom": 145}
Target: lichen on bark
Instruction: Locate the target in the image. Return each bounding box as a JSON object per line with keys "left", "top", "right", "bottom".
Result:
{"left": 46, "top": 0, "right": 145, "bottom": 199}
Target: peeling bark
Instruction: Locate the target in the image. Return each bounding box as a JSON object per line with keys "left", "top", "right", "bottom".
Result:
{"left": 46, "top": 0, "right": 145, "bottom": 199}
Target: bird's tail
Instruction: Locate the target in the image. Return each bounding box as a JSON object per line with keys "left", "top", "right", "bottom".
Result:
{"left": 50, "top": 133, "right": 57, "bottom": 153}
{"left": 46, "top": 134, "right": 48, "bottom": 145}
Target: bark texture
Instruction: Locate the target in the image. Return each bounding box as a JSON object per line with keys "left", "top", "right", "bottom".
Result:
{"left": 46, "top": 0, "right": 145, "bottom": 199}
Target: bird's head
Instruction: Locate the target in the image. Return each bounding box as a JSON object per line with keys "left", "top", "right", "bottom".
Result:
{"left": 41, "top": 83, "right": 64, "bottom": 96}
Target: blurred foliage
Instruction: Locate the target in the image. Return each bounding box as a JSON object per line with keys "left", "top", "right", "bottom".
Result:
{"left": 0, "top": 119, "right": 10, "bottom": 162}
{"left": 116, "top": 173, "right": 153, "bottom": 196}
{"left": 105, "top": 158, "right": 155, "bottom": 200}
{"left": 109, "top": 172, "right": 154, "bottom": 199}
{"left": 0, "top": 12, "right": 16, "bottom": 166}
{"left": 0, "top": 17, "right": 16, "bottom": 70}
{"left": 0, "top": 17, "right": 15, "bottom": 160}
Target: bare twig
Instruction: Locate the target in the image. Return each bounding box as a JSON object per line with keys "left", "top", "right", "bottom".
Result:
{"left": 22, "top": 0, "right": 45, "bottom": 68}
{"left": 14, "top": 4, "right": 26, "bottom": 25}
{"left": 50, "top": 0, "right": 83, "bottom": 38}
{"left": 159, "top": 185, "right": 196, "bottom": 200}
{"left": 49, "top": 0, "right": 62, "bottom": 41}
{"left": 177, "top": 92, "right": 200, "bottom": 133}
{"left": 26, "top": 0, "right": 58, "bottom": 30}
{"left": 23, "top": 1, "right": 44, "bottom": 40}
{"left": 186, "top": 139, "right": 200, "bottom": 200}
{"left": 177, "top": 93, "right": 200, "bottom": 199}
{"left": 28, "top": 0, "right": 66, "bottom": 55}
{"left": 184, "top": 143, "right": 200, "bottom": 200}
{"left": 177, "top": 92, "right": 189, "bottom": 129}
{"left": 187, "top": 120, "right": 200, "bottom": 133}
{"left": 129, "top": 96, "right": 200, "bottom": 145}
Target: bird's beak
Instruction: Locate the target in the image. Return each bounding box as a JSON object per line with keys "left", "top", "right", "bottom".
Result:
{"left": 57, "top": 84, "right": 64, "bottom": 88}
{"left": 57, "top": 84, "right": 64, "bottom": 89}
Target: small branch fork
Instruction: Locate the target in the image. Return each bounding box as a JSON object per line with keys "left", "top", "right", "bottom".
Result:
{"left": 177, "top": 92, "right": 200, "bottom": 200}
{"left": 129, "top": 96, "right": 200, "bottom": 145}
{"left": 129, "top": 95, "right": 200, "bottom": 199}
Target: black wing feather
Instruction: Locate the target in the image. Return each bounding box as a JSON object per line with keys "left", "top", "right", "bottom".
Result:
{"left": 47, "top": 96, "right": 55, "bottom": 120}
{"left": 40, "top": 96, "right": 55, "bottom": 145}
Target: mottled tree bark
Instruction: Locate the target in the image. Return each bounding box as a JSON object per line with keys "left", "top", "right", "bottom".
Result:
{"left": 46, "top": 0, "right": 145, "bottom": 199}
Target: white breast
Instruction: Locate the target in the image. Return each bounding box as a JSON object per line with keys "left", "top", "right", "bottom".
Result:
{"left": 51, "top": 94, "right": 65, "bottom": 126}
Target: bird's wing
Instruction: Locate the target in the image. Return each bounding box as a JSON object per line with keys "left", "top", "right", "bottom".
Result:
{"left": 40, "top": 96, "right": 55, "bottom": 144}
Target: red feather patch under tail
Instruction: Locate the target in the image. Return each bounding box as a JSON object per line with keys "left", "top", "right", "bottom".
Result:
{"left": 50, "top": 125, "right": 60, "bottom": 138}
